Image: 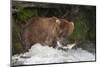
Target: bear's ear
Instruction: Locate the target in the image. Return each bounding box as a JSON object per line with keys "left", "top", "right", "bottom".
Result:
{"left": 56, "top": 19, "right": 61, "bottom": 24}
{"left": 52, "top": 16, "right": 61, "bottom": 24}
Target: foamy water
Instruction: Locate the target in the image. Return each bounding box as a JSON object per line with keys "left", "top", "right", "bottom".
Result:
{"left": 12, "top": 43, "right": 95, "bottom": 66}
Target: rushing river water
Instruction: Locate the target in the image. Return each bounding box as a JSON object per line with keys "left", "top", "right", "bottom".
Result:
{"left": 12, "top": 43, "right": 95, "bottom": 66}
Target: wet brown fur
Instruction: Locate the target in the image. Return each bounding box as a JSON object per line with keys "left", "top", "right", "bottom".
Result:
{"left": 21, "top": 17, "right": 74, "bottom": 51}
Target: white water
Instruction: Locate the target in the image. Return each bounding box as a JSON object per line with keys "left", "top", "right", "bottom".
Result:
{"left": 12, "top": 43, "right": 95, "bottom": 66}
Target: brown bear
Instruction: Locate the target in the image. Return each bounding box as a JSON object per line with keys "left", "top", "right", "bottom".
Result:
{"left": 21, "top": 17, "right": 74, "bottom": 52}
